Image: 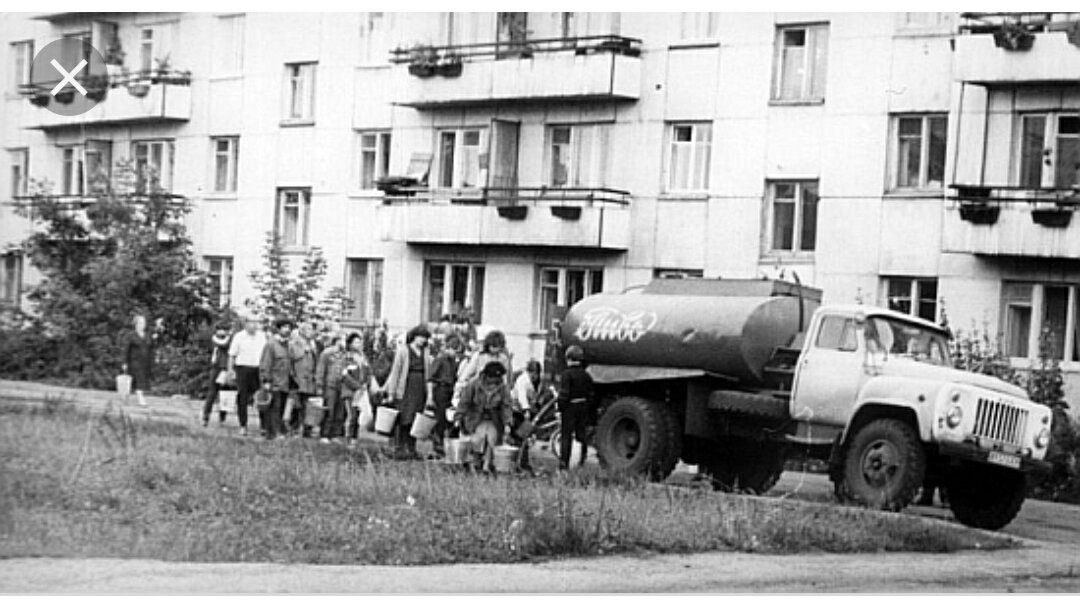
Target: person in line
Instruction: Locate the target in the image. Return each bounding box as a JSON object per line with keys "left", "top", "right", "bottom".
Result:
{"left": 343, "top": 332, "right": 376, "bottom": 447}
{"left": 510, "top": 359, "right": 543, "bottom": 472}
{"left": 201, "top": 321, "right": 234, "bottom": 427}
{"left": 315, "top": 333, "right": 349, "bottom": 443}
{"left": 457, "top": 329, "right": 513, "bottom": 388}
{"left": 122, "top": 313, "right": 156, "bottom": 407}
{"left": 428, "top": 333, "right": 464, "bottom": 457}
{"left": 227, "top": 316, "right": 265, "bottom": 437}
{"left": 455, "top": 361, "right": 515, "bottom": 473}
{"left": 386, "top": 324, "right": 433, "bottom": 459}
{"left": 288, "top": 321, "right": 319, "bottom": 438}
{"left": 558, "top": 345, "right": 594, "bottom": 470}
{"left": 259, "top": 317, "right": 293, "bottom": 440}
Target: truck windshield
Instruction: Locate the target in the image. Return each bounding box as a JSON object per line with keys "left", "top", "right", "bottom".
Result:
{"left": 866, "top": 316, "right": 951, "bottom": 367}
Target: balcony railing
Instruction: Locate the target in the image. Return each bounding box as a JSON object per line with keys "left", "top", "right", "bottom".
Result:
{"left": 947, "top": 184, "right": 1080, "bottom": 230}
{"left": 389, "top": 35, "right": 641, "bottom": 68}
{"left": 381, "top": 186, "right": 630, "bottom": 207}
{"left": 959, "top": 12, "right": 1080, "bottom": 35}
{"left": 19, "top": 68, "right": 192, "bottom": 129}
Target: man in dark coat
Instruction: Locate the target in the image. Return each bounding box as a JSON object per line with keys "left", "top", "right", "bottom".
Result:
{"left": 259, "top": 317, "right": 293, "bottom": 440}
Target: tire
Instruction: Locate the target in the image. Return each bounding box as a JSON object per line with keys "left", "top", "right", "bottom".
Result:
{"left": 946, "top": 462, "right": 1027, "bottom": 531}
{"left": 840, "top": 418, "right": 925, "bottom": 511}
{"left": 595, "top": 396, "right": 676, "bottom": 481}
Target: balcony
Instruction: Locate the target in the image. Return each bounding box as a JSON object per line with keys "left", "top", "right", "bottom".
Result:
{"left": 376, "top": 187, "right": 631, "bottom": 250}
{"left": 388, "top": 36, "right": 642, "bottom": 109}
{"left": 20, "top": 70, "right": 192, "bottom": 131}
{"left": 955, "top": 13, "right": 1080, "bottom": 85}
{"left": 944, "top": 184, "right": 1080, "bottom": 257}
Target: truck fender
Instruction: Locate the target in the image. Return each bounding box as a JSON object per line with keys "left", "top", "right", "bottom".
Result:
{"left": 840, "top": 397, "right": 929, "bottom": 447}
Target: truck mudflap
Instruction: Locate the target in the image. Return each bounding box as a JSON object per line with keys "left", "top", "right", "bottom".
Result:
{"left": 936, "top": 441, "right": 1052, "bottom": 478}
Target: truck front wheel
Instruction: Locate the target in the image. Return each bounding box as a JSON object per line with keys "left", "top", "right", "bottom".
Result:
{"left": 945, "top": 462, "right": 1026, "bottom": 530}
{"left": 840, "top": 418, "right": 925, "bottom": 511}
{"left": 596, "top": 396, "right": 677, "bottom": 481}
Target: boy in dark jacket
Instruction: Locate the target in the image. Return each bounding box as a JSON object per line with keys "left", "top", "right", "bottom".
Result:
{"left": 558, "top": 345, "right": 593, "bottom": 470}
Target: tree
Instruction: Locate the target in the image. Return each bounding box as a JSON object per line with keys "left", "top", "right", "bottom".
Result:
{"left": 245, "top": 231, "right": 353, "bottom": 326}
{"left": 7, "top": 160, "right": 222, "bottom": 393}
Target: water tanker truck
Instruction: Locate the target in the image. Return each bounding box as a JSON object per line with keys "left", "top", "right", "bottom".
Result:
{"left": 556, "top": 278, "right": 1053, "bottom": 530}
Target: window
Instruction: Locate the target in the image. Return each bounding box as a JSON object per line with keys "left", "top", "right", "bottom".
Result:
{"left": 897, "top": 13, "right": 954, "bottom": 33}
{"left": 213, "top": 14, "right": 245, "bottom": 75}
{"left": 359, "top": 12, "right": 392, "bottom": 64}
{"left": 10, "top": 40, "right": 33, "bottom": 91}
{"left": 139, "top": 28, "right": 154, "bottom": 73}
{"left": 131, "top": 140, "right": 174, "bottom": 192}
{"left": 84, "top": 140, "right": 112, "bottom": 195}
{"left": 284, "top": 62, "right": 316, "bottom": 122}
{"left": 666, "top": 122, "right": 712, "bottom": 192}
{"left": 438, "top": 128, "right": 484, "bottom": 189}
{"left": 654, "top": 268, "right": 704, "bottom": 279}
{"left": 275, "top": 187, "right": 311, "bottom": 248}
{"left": 496, "top": 12, "right": 529, "bottom": 58}
{"left": 772, "top": 23, "right": 828, "bottom": 102}
{"left": 211, "top": 136, "right": 239, "bottom": 193}
{"left": 766, "top": 180, "right": 818, "bottom": 253}
{"left": 9, "top": 148, "right": 28, "bottom": 198}
{"left": 358, "top": 131, "right": 391, "bottom": 190}
{"left": 425, "top": 262, "right": 484, "bottom": 323}
{"left": 204, "top": 256, "right": 233, "bottom": 307}
{"left": 816, "top": 316, "right": 857, "bottom": 351}
{"left": 891, "top": 114, "right": 947, "bottom": 191}
{"left": 679, "top": 13, "right": 719, "bottom": 40}
{"left": 547, "top": 124, "right": 609, "bottom": 187}
{"left": 346, "top": 258, "right": 384, "bottom": 322}
{"left": 883, "top": 277, "right": 939, "bottom": 323}
{"left": 538, "top": 267, "right": 603, "bottom": 330}
{"left": 1, "top": 253, "right": 21, "bottom": 305}
{"left": 1001, "top": 281, "right": 1080, "bottom": 362}
{"left": 1019, "top": 113, "right": 1080, "bottom": 189}
{"left": 61, "top": 146, "right": 84, "bottom": 196}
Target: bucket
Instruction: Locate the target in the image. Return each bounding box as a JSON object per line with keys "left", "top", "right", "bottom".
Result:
{"left": 254, "top": 389, "right": 272, "bottom": 410}
{"left": 445, "top": 437, "right": 473, "bottom": 464}
{"left": 115, "top": 374, "right": 132, "bottom": 396}
{"left": 218, "top": 390, "right": 237, "bottom": 413}
{"left": 375, "top": 406, "right": 399, "bottom": 435}
{"left": 493, "top": 445, "right": 520, "bottom": 473}
{"left": 409, "top": 412, "right": 437, "bottom": 439}
{"left": 304, "top": 402, "right": 326, "bottom": 428}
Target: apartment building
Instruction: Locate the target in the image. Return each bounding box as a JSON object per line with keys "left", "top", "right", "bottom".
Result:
{"left": 3, "top": 12, "right": 1080, "bottom": 408}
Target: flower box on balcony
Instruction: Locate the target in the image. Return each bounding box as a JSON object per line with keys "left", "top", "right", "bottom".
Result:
{"left": 958, "top": 202, "right": 1000, "bottom": 225}
{"left": 408, "top": 63, "right": 437, "bottom": 78}
{"left": 993, "top": 23, "right": 1035, "bottom": 51}
{"left": 1032, "top": 208, "right": 1073, "bottom": 228}
{"left": 551, "top": 206, "right": 582, "bottom": 221}
{"left": 496, "top": 205, "right": 528, "bottom": 220}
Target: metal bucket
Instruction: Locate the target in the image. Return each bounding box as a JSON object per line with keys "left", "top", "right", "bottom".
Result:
{"left": 445, "top": 437, "right": 473, "bottom": 464}
{"left": 375, "top": 406, "right": 399, "bottom": 435}
{"left": 218, "top": 390, "right": 237, "bottom": 413}
{"left": 493, "top": 444, "right": 520, "bottom": 473}
{"left": 304, "top": 402, "right": 326, "bottom": 428}
{"left": 410, "top": 412, "right": 437, "bottom": 439}
{"left": 254, "top": 389, "right": 272, "bottom": 410}
{"left": 115, "top": 374, "right": 132, "bottom": 396}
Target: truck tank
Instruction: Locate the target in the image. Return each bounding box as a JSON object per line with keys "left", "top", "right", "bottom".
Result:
{"left": 561, "top": 280, "right": 821, "bottom": 387}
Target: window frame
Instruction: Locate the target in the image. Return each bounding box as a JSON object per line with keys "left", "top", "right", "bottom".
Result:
{"left": 139, "top": 27, "right": 155, "bottom": 73}
{"left": 60, "top": 145, "right": 85, "bottom": 197}
{"left": 424, "top": 261, "right": 485, "bottom": 323}
{"left": 0, "top": 252, "right": 22, "bottom": 306}
{"left": 345, "top": 258, "right": 384, "bottom": 322}
{"left": 881, "top": 276, "right": 939, "bottom": 323}
{"left": 763, "top": 179, "right": 819, "bottom": 256}
{"left": 537, "top": 266, "right": 604, "bottom": 330}
{"left": 1016, "top": 112, "right": 1080, "bottom": 189}
{"left": 1001, "top": 281, "right": 1080, "bottom": 363}
{"left": 10, "top": 40, "right": 34, "bottom": 92}
{"left": 664, "top": 121, "right": 713, "bottom": 193}
{"left": 889, "top": 113, "right": 948, "bottom": 193}
{"left": 131, "top": 139, "right": 174, "bottom": 192}
{"left": 283, "top": 62, "right": 317, "bottom": 124}
{"left": 9, "top": 148, "right": 29, "bottom": 198}
{"left": 436, "top": 127, "right": 485, "bottom": 190}
{"left": 677, "top": 13, "right": 719, "bottom": 42}
{"left": 210, "top": 136, "right": 239, "bottom": 194}
{"left": 212, "top": 14, "right": 245, "bottom": 76}
{"left": 357, "top": 130, "right": 391, "bottom": 191}
{"left": 771, "top": 23, "right": 829, "bottom": 103}
{"left": 544, "top": 123, "right": 609, "bottom": 188}
{"left": 203, "top": 256, "right": 233, "bottom": 308}
{"left": 274, "top": 187, "right": 312, "bottom": 250}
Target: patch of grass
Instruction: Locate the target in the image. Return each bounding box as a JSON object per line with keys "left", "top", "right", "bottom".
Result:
{"left": 0, "top": 403, "right": 1016, "bottom": 565}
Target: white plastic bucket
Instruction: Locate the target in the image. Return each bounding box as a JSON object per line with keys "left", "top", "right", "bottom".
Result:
{"left": 115, "top": 374, "right": 132, "bottom": 396}
{"left": 445, "top": 438, "right": 473, "bottom": 464}
{"left": 375, "top": 406, "right": 399, "bottom": 435}
{"left": 493, "top": 445, "right": 520, "bottom": 473}
{"left": 218, "top": 390, "right": 237, "bottom": 413}
{"left": 409, "top": 413, "right": 437, "bottom": 439}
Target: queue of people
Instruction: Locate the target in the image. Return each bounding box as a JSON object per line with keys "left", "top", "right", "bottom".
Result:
{"left": 200, "top": 315, "right": 596, "bottom": 472}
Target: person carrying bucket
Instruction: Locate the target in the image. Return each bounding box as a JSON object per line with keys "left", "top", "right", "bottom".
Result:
{"left": 428, "top": 332, "right": 464, "bottom": 458}
{"left": 315, "top": 333, "right": 349, "bottom": 443}
{"left": 259, "top": 317, "right": 294, "bottom": 440}
{"left": 385, "top": 325, "right": 434, "bottom": 459}
{"left": 455, "top": 361, "right": 515, "bottom": 473}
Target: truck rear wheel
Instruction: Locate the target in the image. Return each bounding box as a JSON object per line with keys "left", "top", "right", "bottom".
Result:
{"left": 946, "top": 462, "right": 1026, "bottom": 530}
{"left": 840, "top": 418, "right": 925, "bottom": 511}
{"left": 596, "top": 396, "right": 677, "bottom": 481}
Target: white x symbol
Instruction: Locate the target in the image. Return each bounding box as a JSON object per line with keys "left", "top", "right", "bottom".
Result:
{"left": 50, "top": 59, "right": 87, "bottom": 96}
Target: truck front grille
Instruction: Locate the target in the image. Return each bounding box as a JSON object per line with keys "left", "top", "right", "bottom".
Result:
{"left": 973, "top": 397, "right": 1028, "bottom": 448}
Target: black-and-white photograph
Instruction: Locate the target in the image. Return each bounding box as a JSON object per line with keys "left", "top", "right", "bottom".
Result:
{"left": 1, "top": 4, "right": 1079, "bottom": 594}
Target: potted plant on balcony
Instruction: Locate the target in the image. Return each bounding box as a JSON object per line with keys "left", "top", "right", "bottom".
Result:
{"left": 496, "top": 204, "right": 528, "bottom": 220}
{"left": 551, "top": 205, "right": 582, "bottom": 220}
{"left": 437, "top": 52, "right": 463, "bottom": 77}
{"left": 1031, "top": 206, "right": 1073, "bottom": 227}
{"left": 54, "top": 88, "right": 75, "bottom": 104}
{"left": 85, "top": 75, "right": 109, "bottom": 102}
{"left": 406, "top": 45, "right": 439, "bottom": 78}
{"left": 958, "top": 202, "right": 1000, "bottom": 225}
{"left": 29, "top": 87, "right": 50, "bottom": 108}
{"left": 992, "top": 21, "right": 1035, "bottom": 51}
{"left": 128, "top": 76, "right": 150, "bottom": 98}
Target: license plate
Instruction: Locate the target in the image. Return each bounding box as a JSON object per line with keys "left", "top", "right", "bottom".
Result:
{"left": 988, "top": 451, "right": 1021, "bottom": 469}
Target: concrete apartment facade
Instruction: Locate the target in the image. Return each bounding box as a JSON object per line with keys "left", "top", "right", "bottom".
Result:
{"left": 3, "top": 12, "right": 1080, "bottom": 410}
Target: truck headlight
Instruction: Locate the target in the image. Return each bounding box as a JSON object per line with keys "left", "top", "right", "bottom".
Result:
{"left": 1035, "top": 428, "right": 1051, "bottom": 449}
{"left": 946, "top": 405, "right": 963, "bottom": 428}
